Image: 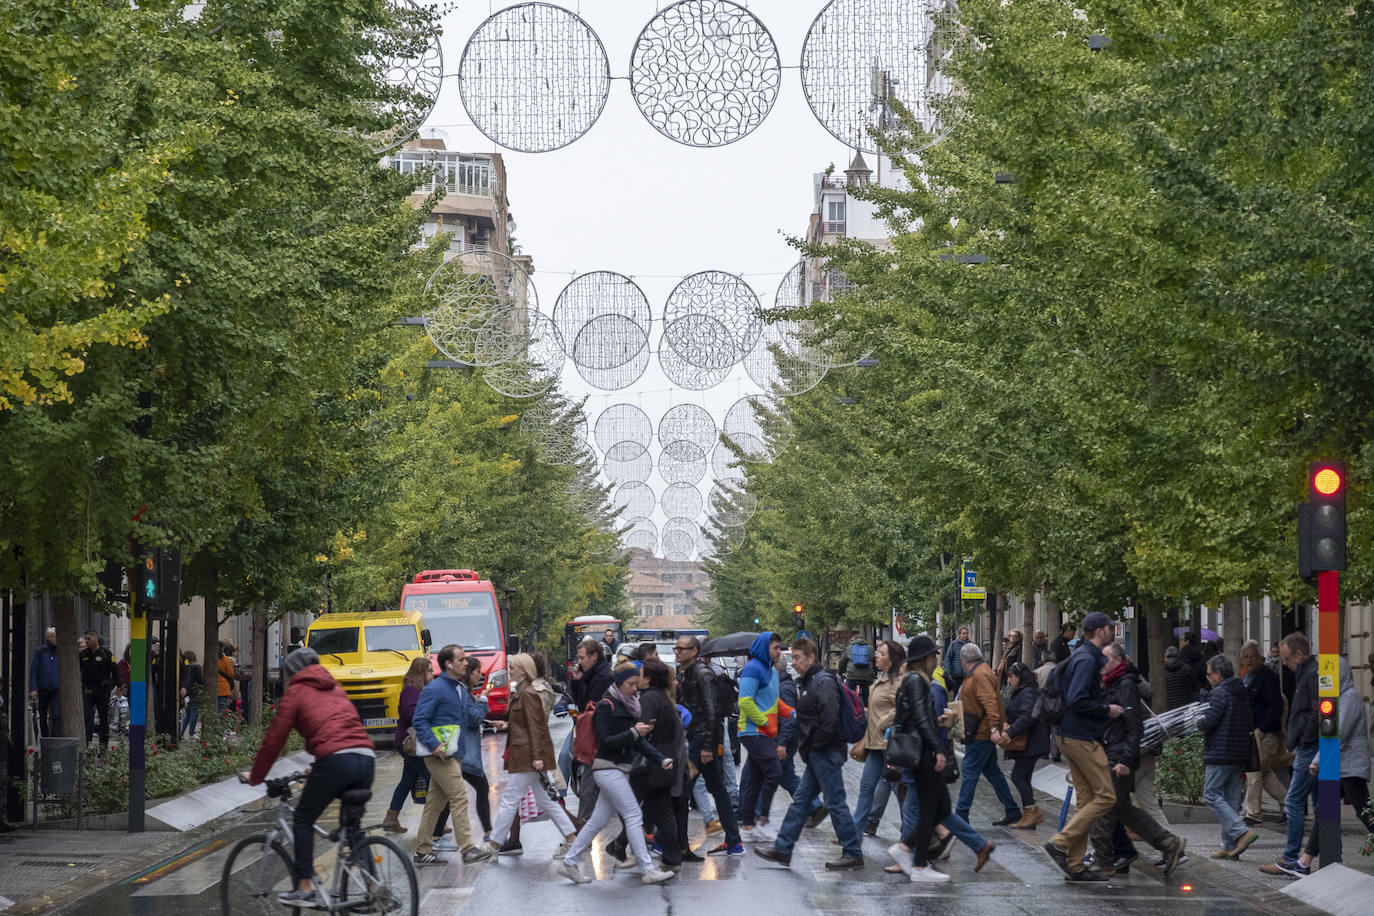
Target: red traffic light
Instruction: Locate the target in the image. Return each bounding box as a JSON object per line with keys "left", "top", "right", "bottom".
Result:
{"left": 792, "top": 603, "right": 803, "bottom": 615}
{"left": 1319, "top": 698, "right": 1335, "bottom": 716}
{"left": 1313, "top": 467, "right": 1343, "bottom": 496}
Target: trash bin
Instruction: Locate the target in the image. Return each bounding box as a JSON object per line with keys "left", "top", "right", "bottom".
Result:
{"left": 40, "top": 737, "right": 79, "bottom": 794}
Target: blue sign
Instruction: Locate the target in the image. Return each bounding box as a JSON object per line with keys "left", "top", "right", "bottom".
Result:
{"left": 797, "top": 629, "right": 814, "bottom": 641}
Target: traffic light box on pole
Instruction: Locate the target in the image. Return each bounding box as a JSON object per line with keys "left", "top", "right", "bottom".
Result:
{"left": 1298, "top": 461, "right": 1346, "bottom": 866}
{"left": 134, "top": 544, "right": 183, "bottom": 620}
{"left": 793, "top": 603, "right": 804, "bottom": 631}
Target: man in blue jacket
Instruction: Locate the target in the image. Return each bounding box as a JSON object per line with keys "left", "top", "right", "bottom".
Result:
{"left": 1043, "top": 611, "right": 1124, "bottom": 882}
{"left": 1196, "top": 655, "right": 1258, "bottom": 859}
{"left": 29, "top": 628, "right": 61, "bottom": 737}
{"left": 412, "top": 644, "right": 493, "bottom": 867}
{"left": 943, "top": 626, "right": 969, "bottom": 698}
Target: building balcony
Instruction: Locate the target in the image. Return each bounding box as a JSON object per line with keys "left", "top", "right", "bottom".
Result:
{"left": 823, "top": 221, "right": 847, "bottom": 235}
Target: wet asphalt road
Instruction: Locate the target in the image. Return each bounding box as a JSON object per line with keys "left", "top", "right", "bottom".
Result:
{"left": 50, "top": 719, "right": 1326, "bottom": 916}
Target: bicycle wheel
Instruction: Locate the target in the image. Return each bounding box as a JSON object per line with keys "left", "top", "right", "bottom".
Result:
{"left": 341, "top": 836, "right": 419, "bottom": 916}
{"left": 221, "top": 833, "right": 296, "bottom": 916}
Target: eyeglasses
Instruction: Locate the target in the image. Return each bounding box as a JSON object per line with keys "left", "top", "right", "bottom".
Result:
{"left": 673, "top": 646, "right": 692, "bottom": 652}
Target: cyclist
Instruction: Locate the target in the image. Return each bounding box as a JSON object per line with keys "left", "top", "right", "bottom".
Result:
{"left": 244, "top": 647, "right": 376, "bottom": 908}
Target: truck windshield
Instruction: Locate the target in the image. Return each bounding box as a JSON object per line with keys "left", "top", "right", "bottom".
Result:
{"left": 308, "top": 627, "right": 359, "bottom": 655}
{"left": 365, "top": 625, "right": 421, "bottom": 653}
{"left": 403, "top": 592, "right": 500, "bottom": 650}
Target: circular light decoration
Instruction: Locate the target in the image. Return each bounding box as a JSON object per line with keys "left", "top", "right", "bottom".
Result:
{"left": 424, "top": 250, "right": 538, "bottom": 367}
{"left": 658, "top": 344, "right": 730, "bottom": 391}
{"left": 780, "top": 260, "right": 870, "bottom": 370}
{"left": 662, "top": 271, "right": 762, "bottom": 368}
{"left": 708, "top": 482, "right": 758, "bottom": 527}
{"left": 624, "top": 528, "right": 659, "bottom": 554}
{"left": 604, "top": 449, "right": 652, "bottom": 486}
{"left": 723, "top": 395, "right": 787, "bottom": 462}
{"left": 368, "top": 0, "right": 444, "bottom": 153}
{"left": 661, "top": 483, "right": 705, "bottom": 520}
{"left": 612, "top": 481, "right": 656, "bottom": 519}
{"left": 594, "top": 403, "right": 653, "bottom": 461}
{"left": 659, "top": 443, "right": 708, "bottom": 485}
{"left": 800, "top": 0, "right": 965, "bottom": 154}
{"left": 743, "top": 318, "right": 828, "bottom": 396}
{"left": 658, "top": 403, "right": 718, "bottom": 456}
{"left": 480, "top": 309, "right": 566, "bottom": 398}
{"left": 629, "top": 0, "right": 782, "bottom": 147}
{"left": 711, "top": 440, "right": 745, "bottom": 484}
{"left": 554, "top": 272, "right": 653, "bottom": 390}
{"left": 661, "top": 529, "right": 697, "bottom": 561}
{"left": 520, "top": 400, "right": 591, "bottom": 466}
{"left": 458, "top": 3, "right": 611, "bottom": 153}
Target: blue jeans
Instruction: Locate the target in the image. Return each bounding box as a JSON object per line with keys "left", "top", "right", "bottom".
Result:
{"left": 900, "top": 777, "right": 987, "bottom": 851}
{"left": 1284, "top": 745, "right": 1319, "bottom": 861}
{"left": 852, "top": 750, "right": 890, "bottom": 830}
{"left": 774, "top": 747, "right": 861, "bottom": 859}
{"left": 1203, "top": 764, "right": 1248, "bottom": 848}
{"left": 956, "top": 740, "right": 1021, "bottom": 822}
{"left": 179, "top": 699, "right": 198, "bottom": 740}
{"left": 773, "top": 749, "right": 822, "bottom": 817}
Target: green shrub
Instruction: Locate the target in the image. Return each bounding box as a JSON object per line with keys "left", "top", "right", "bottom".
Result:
{"left": 1155, "top": 734, "right": 1205, "bottom": 806}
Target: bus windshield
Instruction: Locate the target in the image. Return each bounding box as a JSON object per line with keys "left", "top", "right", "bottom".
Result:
{"left": 403, "top": 592, "right": 500, "bottom": 650}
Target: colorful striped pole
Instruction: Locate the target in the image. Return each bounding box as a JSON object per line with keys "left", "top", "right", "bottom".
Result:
{"left": 1316, "top": 569, "right": 1340, "bottom": 866}
{"left": 128, "top": 549, "right": 149, "bottom": 832}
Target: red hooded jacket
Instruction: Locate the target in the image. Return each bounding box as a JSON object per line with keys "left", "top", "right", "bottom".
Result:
{"left": 249, "top": 664, "right": 373, "bottom": 784}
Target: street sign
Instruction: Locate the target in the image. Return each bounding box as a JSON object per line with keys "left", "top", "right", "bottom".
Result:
{"left": 960, "top": 563, "right": 986, "bottom": 599}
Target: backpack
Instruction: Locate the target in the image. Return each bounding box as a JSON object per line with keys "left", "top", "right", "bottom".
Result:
{"left": 711, "top": 665, "right": 738, "bottom": 720}
{"left": 849, "top": 643, "right": 871, "bottom": 668}
{"left": 836, "top": 677, "right": 868, "bottom": 743}
{"left": 1032, "top": 653, "right": 1072, "bottom": 726}
{"left": 572, "top": 700, "right": 605, "bottom": 766}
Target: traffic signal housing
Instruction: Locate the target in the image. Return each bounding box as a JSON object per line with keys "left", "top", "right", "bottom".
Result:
{"left": 1319, "top": 697, "right": 1339, "bottom": 738}
{"left": 792, "top": 603, "right": 804, "bottom": 629}
{"left": 134, "top": 544, "right": 183, "bottom": 619}
{"left": 1299, "top": 461, "right": 1346, "bottom": 580}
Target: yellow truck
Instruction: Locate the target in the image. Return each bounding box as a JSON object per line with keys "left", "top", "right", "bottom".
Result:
{"left": 303, "top": 609, "right": 431, "bottom": 739}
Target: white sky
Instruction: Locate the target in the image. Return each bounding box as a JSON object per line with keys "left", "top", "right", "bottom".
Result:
{"left": 422, "top": 1, "right": 888, "bottom": 549}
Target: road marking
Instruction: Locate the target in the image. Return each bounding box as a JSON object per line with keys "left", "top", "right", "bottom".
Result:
{"left": 124, "top": 838, "right": 226, "bottom": 885}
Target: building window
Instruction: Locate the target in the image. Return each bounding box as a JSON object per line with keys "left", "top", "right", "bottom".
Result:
{"left": 386, "top": 151, "right": 496, "bottom": 198}
{"left": 827, "top": 200, "right": 846, "bottom": 223}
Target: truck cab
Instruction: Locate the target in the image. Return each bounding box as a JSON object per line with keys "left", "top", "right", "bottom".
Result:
{"left": 304, "top": 609, "right": 431, "bottom": 738}
{"left": 400, "top": 569, "right": 514, "bottom": 719}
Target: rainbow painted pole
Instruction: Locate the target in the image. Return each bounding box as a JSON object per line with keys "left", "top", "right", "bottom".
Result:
{"left": 128, "top": 551, "right": 150, "bottom": 832}
{"left": 1316, "top": 570, "right": 1340, "bottom": 866}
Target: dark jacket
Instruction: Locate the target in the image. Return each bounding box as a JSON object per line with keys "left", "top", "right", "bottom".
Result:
{"left": 1003, "top": 683, "right": 1051, "bottom": 759}
{"left": 30, "top": 642, "right": 60, "bottom": 692}
{"left": 892, "top": 671, "right": 942, "bottom": 769}
{"left": 1050, "top": 634, "right": 1073, "bottom": 664}
{"left": 592, "top": 687, "right": 663, "bottom": 768}
{"left": 795, "top": 666, "right": 845, "bottom": 761}
{"left": 179, "top": 662, "right": 203, "bottom": 699}
{"left": 678, "top": 658, "right": 718, "bottom": 752}
{"left": 396, "top": 683, "right": 421, "bottom": 747}
{"left": 79, "top": 644, "right": 116, "bottom": 691}
{"left": 1197, "top": 676, "right": 1254, "bottom": 767}
{"left": 250, "top": 665, "right": 373, "bottom": 783}
{"left": 1101, "top": 665, "right": 1144, "bottom": 770}
{"left": 944, "top": 638, "right": 967, "bottom": 678}
{"left": 1164, "top": 658, "right": 1198, "bottom": 710}
{"left": 838, "top": 640, "right": 876, "bottom": 683}
{"left": 1060, "top": 642, "right": 1110, "bottom": 742}
{"left": 1244, "top": 663, "right": 1283, "bottom": 736}
{"left": 777, "top": 668, "right": 800, "bottom": 754}
{"left": 1179, "top": 643, "right": 1208, "bottom": 690}
{"left": 570, "top": 658, "right": 612, "bottom": 713}
{"left": 1287, "top": 655, "right": 1319, "bottom": 751}
{"left": 640, "top": 686, "right": 687, "bottom": 794}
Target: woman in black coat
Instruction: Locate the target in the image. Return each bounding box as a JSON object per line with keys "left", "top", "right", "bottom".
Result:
{"left": 637, "top": 658, "right": 691, "bottom": 868}
{"left": 995, "top": 663, "right": 1049, "bottom": 829}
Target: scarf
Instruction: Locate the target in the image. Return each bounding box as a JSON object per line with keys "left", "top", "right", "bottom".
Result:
{"left": 612, "top": 683, "right": 641, "bottom": 718}
{"left": 1102, "top": 662, "right": 1129, "bottom": 687}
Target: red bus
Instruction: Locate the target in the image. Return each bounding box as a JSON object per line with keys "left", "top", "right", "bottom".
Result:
{"left": 400, "top": 569, "right": 513, "bottom": 718}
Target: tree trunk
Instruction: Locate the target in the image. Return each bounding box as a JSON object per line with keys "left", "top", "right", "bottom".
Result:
{"left": 1045, "top": 592, "right": 1061, "bottom": 640}
{"left": 201, "top": 569, "right": 220, "bottom": 731}
{"left": 1144, "top": 602, "right": 1169, "bottom": 699}
{"left": 1022, "top": 588, "right": 1036, "bottom": 664}
{"left": 990, "top": 591, "right": 1005, "bottom": 666}
{"left": 53, "top": 596, "right": 84, "bottom": 747}
{"left": 249, "top": 601, "right": 267, "bottom": 727}
{"left": 1222, "top": 595, "right": 1244, "bottom": 672}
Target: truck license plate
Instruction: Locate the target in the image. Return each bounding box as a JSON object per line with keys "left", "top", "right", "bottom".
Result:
{"left": 364, "top": 717, "right": 397, "bottom": 728}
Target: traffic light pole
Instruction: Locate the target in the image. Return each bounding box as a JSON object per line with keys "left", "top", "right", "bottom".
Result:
{"left": 1316, "top": 569, "right": 1341, "bottom": 866}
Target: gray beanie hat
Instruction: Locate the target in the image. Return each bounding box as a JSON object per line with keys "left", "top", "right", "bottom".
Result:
{"left": 282, "top": 647, "right": 320, "bottom": 679}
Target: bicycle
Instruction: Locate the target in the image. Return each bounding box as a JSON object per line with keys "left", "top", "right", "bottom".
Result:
{"left": 221, "top": 771, "right": 419, "bottom": 916}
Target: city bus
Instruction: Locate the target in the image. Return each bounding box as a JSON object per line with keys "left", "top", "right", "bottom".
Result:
{"left": 400, "top": 569, "right": 514, "bottom": 718}
{"left": 564, "top": 615, "right": 622, "bottom": 679}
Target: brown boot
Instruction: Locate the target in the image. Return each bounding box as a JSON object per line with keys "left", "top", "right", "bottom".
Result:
{"left": 1010, "top": 805, "right": 1043, "bottom": 829}
{"left": 381, "top": 809, "right": 405, "bottom": 834}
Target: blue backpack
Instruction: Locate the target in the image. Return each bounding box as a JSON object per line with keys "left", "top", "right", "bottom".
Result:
{"left": 849, "top": 643, "right": 871, "bottom": 667}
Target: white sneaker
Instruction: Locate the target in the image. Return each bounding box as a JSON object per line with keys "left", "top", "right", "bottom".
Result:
{"left": 556, "top": 861, "right": 590, "bottom": 885}
{"left": 742, "top": 826, "right": 775, "bottom": 844}
{"left": 614, "top": 859, "right": 643, "bottom": 872}
{"left": 641, "top": 867, "right": 675, "bottom": 885}
{"left": 910, "top": 865, "right": 950, "bottom": 883}
{"left": 552, "top": 841, "right": 569, "bottom": 859}
{"left": 887, "top": 843, "right": 913, "bottom": 877}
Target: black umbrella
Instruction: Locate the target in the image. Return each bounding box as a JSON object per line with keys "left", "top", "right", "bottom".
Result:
{"left": 700, "top": 631, "right": 762, "bottom": 658}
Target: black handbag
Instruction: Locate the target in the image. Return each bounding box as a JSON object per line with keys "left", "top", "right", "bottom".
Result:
{"left": 885, "top": 730, "right": 924, "bottom": 770}
{"left": 628, "top": 751, "right": 652, "bottom": 779}
{"left": 942, "top": 756, "right": 961, "bottom": 784}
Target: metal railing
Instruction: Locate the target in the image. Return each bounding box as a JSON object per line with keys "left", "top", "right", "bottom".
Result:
{"left": 823, "top": 221, "right": 847, "bottom": 235}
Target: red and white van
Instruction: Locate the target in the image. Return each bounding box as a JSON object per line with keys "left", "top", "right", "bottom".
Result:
{"left": 400, "top": 569, "right": 513, "bottom": 719}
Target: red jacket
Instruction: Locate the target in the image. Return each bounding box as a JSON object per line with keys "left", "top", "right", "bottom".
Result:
{"left": 249, "top": 665, "right": 373, "bottom": 784}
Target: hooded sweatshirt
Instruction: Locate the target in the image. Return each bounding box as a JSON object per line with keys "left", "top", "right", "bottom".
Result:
{"left": 250, "top": 664, "right": 374, "bottom": 783}
{"left": 1312, "top": 658, "right": 1370, "bottom": 781}
{"left": 737, "top": 632, "right": 789, "bottom": 738}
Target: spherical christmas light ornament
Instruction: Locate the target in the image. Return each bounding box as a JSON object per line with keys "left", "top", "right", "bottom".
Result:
{"left": 594, "top": 403, "right": 654, "bottom": 461}
{"left": 424, "top": 250, "right": 538, "bottom": 367}
{"left": 367, "top": 0, "right": 444, "bottom": 153}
